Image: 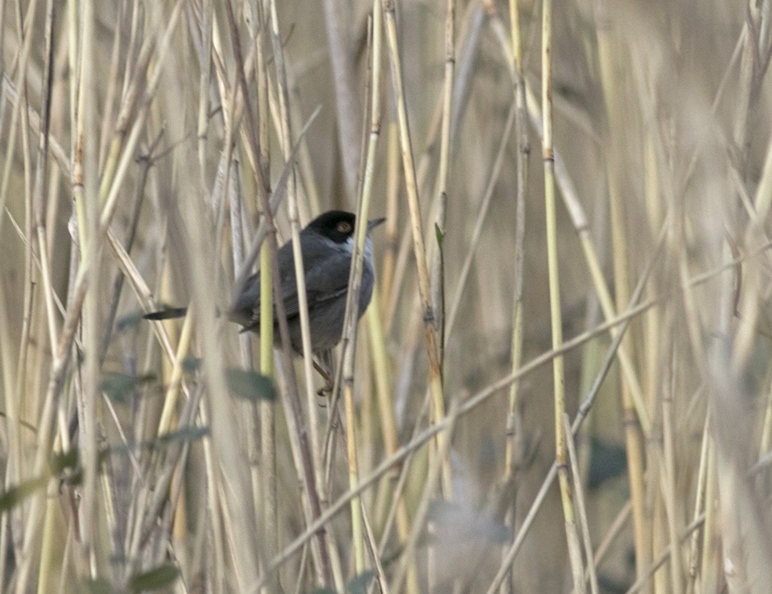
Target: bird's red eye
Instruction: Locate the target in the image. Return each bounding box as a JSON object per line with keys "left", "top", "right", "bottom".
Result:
{"left": 337, "top": 221, "right": 352, "bottom": 233}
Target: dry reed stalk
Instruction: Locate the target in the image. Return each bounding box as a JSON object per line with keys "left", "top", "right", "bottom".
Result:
{"left": 381, "top": 0, "right": 451, "bottom": 499}
{"left": 541, "top": 0, "right": 586, "bottom": 590}
{"left": 4, "top": 3, "right": 772, "bottom": 593}
{"left": 332, "top": 1, "right": 386, "bottom": 576}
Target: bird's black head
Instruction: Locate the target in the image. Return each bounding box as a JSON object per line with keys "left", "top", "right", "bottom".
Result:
{"left": 304, "top": 210, "right": 357, "bottom": 244}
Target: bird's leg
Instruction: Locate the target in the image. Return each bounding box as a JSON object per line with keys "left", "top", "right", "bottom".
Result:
{"left": 313, "top": 360, "right": 333, "bottom": 398}
{"left": 313, "top": 350, "right": 335, "bottom": 399}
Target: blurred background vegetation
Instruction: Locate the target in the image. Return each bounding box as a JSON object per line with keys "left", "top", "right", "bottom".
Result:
{"left": 1, "top": 0, "right": 772, "bottom": 593}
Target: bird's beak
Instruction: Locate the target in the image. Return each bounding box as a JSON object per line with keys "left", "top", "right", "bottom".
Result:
{"left": 367, "top": 217, "right": 386, "bottom": 231}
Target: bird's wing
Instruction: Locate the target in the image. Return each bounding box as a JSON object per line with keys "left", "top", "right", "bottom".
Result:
{"left": 280, "top": 247, "right": 352, "bottom": 317}
{"left": 228, "top": 241, "right": 353, "bottom": 331}
{"left": 228, "top": 240, "right": 296, "bottom": 330}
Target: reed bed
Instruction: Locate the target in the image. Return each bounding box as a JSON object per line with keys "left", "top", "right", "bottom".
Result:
{"left": 1, "top": 1, "right": 771, "bottom": 593}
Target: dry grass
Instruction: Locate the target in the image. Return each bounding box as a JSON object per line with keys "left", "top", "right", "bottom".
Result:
{"left": 1, "top": 0, "right": 772, "bottom": 593}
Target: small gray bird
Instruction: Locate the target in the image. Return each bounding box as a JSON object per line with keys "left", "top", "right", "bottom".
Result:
{"left": 229, "top": 210, "right": 385, "bottom": 356}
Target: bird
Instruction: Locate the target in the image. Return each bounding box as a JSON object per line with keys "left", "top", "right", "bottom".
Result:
{"left": 228, "top": 210, "right": 385, "bottom": 356}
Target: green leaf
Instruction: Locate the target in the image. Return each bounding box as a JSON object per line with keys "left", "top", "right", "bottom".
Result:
{"left": 128, "top": 563, "right": 179, "bottom": 592}
{"left": 49, "top": 448, "right": 79, "bottom": 474}
{"left": 434, "top": 222, "right": 445, "bottom": 247}
{"left": 63, "top": 469, "right": 83, "bottom": 488}
{"left": 226, "top": 368, "right": 276, "bottom": 401}
{"left": 83, "top": 578, "right": 112, "bottom": 594}
{"left": 100, "top": 372, "right": 156, "bottom": 403}
{"left": 117, "top": 311, "right": 143, "bottom": 331}
{"left": 347, "top": 570, "right": 376, "bottom": 594}
{"left": 588, "top": 437, "right": 627, "bottom": 490}
{"left": 182, "top": 357, "right": 201, "bottom": 374}
{"left": 106, "top": 426, "right": 210, "bottom": 457}
{"left": 155, "top": 426, "right": 210, "bottom": 448}
{"left": 0, "top": 475, "right": 49, "bottom": 511}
